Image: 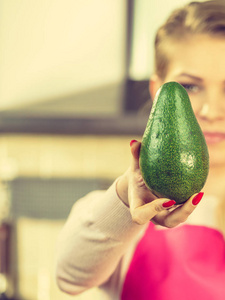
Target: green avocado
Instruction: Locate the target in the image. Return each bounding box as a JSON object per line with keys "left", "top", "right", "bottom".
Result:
{"left": 139, "top": 81, "right": 209, "bottom": 204}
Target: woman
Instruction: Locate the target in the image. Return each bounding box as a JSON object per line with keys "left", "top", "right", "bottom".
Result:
{"left": 56, "top": 1, "right": 225, "bottom": 299}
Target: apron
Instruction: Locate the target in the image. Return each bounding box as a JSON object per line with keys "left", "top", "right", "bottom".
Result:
{"left": 121, "top": 223, "right": 225, "bottom": 300}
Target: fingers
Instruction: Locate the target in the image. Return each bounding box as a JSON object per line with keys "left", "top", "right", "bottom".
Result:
{"left": 128, "top": 139, "right": 204, "bottom": 228}
{"left": 131, "top": 198, "right": 176, "bottom": 225}
{"left": 152, "top": 192, "right": 204, "bottom": 228}
{"left": 131, "top": 192, "right": 204, "bottom": 226}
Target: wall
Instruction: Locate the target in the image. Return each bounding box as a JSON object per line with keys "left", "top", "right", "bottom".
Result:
{"left": 0, "top": 0, "right": 126, "bottom": 110}
{"left": 0, "top": 0, "right": 206, "bottom": 110}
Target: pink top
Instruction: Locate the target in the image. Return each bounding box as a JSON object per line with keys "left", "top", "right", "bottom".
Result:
{"left": 56, "top": 182, "right": 225, "bottom": 299}
{"left": 122, "top": 223, "right": 225, "bottom": 300}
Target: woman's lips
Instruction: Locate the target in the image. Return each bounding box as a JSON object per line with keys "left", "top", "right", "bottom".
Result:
{"left": 203, "top": 132, "right": 225, "bottom": 144}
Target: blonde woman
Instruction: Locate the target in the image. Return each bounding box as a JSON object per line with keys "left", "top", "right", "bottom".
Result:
{"left": 56, "top": 1, "right": 225, "bottom": 299}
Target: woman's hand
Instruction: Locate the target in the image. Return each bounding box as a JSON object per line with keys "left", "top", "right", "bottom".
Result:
{"left": 116, "top": 140, "right": 203, "bottom": 227}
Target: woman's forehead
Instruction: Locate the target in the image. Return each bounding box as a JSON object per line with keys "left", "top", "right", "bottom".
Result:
{"left": 166, "top": 34, "right": 225, "bottom": 80}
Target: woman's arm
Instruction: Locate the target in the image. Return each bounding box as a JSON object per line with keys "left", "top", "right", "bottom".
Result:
{"left": 56, "top": 140, "right": 203, "bottom": 296}
{"left": 55, "top": 179, "right": 144, "bottom": 296}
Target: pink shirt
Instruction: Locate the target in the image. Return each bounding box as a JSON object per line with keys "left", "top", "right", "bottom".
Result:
{"left": 56, "top": 182, "right": 225, "bottom": 299}
{"left": 122, "top": 223, "right": 225, "bottom": 300}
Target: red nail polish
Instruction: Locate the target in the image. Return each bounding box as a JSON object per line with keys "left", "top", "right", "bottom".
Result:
{"left": 130, "top": 140, "right": 137, "bottom": 147}
{"left": 162, "top": 200, "right": 176, "bottom": 208}
{"left": 192, "top": 192, "right": 204, "bottom": 205}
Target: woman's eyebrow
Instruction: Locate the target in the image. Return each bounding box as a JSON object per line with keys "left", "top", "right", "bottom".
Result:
{"left": 176, "top": 73, "right": 203, "bottom": 82}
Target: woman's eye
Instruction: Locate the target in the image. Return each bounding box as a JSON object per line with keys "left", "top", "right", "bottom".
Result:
{"left": 180, "top": 84, "right": 200, "bottom": 93}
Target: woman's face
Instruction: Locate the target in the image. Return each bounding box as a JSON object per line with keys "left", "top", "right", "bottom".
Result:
{"left": 154, "top": 34, "right": 225, "bottom": 168}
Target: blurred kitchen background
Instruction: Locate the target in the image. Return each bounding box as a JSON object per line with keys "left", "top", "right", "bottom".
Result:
{"left": 0, "top": 0, "right": 194, "bottom": 299}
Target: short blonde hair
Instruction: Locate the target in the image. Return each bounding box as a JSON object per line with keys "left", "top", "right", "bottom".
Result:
{"left": 154, "top": 0, "right": 225, "bottom": 79}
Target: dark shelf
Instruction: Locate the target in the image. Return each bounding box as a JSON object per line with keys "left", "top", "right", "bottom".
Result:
{"left": 0, "top": 113, "right": 148, "bottom": 136}
{"left": 0, "top": 79, "right": 151, "bottom": 136}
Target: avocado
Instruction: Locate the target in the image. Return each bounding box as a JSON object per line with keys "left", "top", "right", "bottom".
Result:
{"left": 139, "top": 81, "right": 209, "bottom": 204}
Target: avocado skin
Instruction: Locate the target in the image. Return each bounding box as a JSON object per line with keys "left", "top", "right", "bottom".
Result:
{"left": 139, "top": 81, "right": 209, "bottom": 204}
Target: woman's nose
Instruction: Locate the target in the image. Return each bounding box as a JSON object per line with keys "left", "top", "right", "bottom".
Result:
{"left": 198, "top": 95, "right": 225, "bottom": 122}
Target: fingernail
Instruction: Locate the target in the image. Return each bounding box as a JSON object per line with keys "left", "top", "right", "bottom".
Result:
{"left": 192, "top": 192, "right": 204, "bottom": 205}
{"left": 162, "top": 200, "right": 176, "bottom": 208}
{"left": 130, "top": 140, "right": 137, "bottom": 147}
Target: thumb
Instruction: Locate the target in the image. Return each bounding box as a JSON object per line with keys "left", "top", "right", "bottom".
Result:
{"left": 130, "top": 140, "right": 141, "bottom": 171}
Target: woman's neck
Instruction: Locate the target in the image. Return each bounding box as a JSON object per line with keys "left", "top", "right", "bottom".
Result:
{"left": 204, "top": 164, "right": 225, "bottom": 199}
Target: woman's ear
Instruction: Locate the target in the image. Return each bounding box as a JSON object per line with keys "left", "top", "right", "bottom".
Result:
{"left": 149, "top": 75, "right": 163, "bottom": 100}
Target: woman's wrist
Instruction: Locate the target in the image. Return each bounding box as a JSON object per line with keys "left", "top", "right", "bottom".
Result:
{"left": 116, "top": 169, "right": 130, "bottom": 207}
